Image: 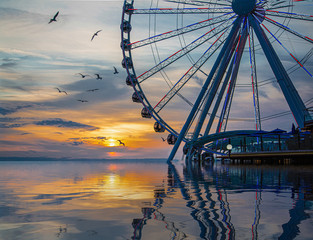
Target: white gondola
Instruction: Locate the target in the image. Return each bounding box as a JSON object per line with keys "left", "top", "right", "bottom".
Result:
{"left": 124, "top": 3, "right": 134, "bottom": 15}
{"left": 122, "top": 57, "right": 133, "bottom": 69}
{"left": 132, "top": 91, "right": 142, "bottom": 103}
{"left": 120, "top": 20, "right": 132, "bottom": 33}
{"left": 167, "top": 134, "right": 177, "bottom": 145}
{"left": 121, "top": 39, "right": 131, "bottom": 51}
{"left": 141, "top": 107, "right": 152, "bottom": 118}
{"left": 154, "top": 122, "right": 165, "bottom": 132}
{"left": 126, "top": 74, "right": 137, "bottom": 86}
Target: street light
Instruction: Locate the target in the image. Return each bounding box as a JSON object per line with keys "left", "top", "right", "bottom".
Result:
{"left": 226, "top": 144, "right": 232, "bottom": 159}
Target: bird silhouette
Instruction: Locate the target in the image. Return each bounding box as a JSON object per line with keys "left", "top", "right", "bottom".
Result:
{"left": 77, "top": 99, "right": 88, "bottom": 102}
{"left": 86, "top": 88, "right": 99, "bottom": 92}
{"left": 91, "top": 30, "right": 102, "bottom": 41}
{"left": 161, "top": 137, "right": 166, "bottom": 142}
{"left": 113, "top": 67, "right": 119, "bottom": 74}
{"left": 117, "top": 140, "right": 125, "bottom": 146}
{"left": 95, "top": 74, "right": 102, "bottom": 80}
{"left": 77, "top": 73, "right": 90, "bottom": 78}
{"left": 49, "top": 11, "right": 59, "bottom": 24}
{"left": 55, "top": 87, "right": 67, "bottom": 95}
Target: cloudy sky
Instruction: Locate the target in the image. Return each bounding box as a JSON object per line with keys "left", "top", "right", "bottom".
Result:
{"left": 0, "top": 0, "right": 312, "bottom": 159}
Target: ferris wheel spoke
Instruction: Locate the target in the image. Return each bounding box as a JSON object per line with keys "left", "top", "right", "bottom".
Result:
{"left": 136, "top": 22, "right": 233, "bottom": 83}
{"left": 165, "top": 0, "right": 203, "bottom": 6}
{"left": 212, "top": 22, "right": 249, "bottom": 134}
{"left": 252, "top": 14, "right": 313, "bottom": 77}
{"left": 265, "top": 9, "right": 313, "bottom": 21}
{"left": 128, "top": 7, "right": 232, "bottom": 15}
{"left": 129, "top": 13, "right": 235, "bottom": 49}
{"left": 154, "top": 32, "right": 228, "bottom": 113}
{"left": 267, "top": 0, "right": 287, "bottom": 6}
{"left": 248, "top": 27, "right": 262, "bottom": 131}
{"left": 262, "top": 0, "right": 292, "bottom": 9}
{"left": 195, "top": 18, "right": 246, "bottom": 138}
{"left": 194, "top": 0, "right": 231, "bottom": 6}
{"left": 258, "top": 13, "right": 313, "bottom": 45}
{"left": 166, "top": 0, "right": 232, "bottom": 7}
{"left": 267, "top": 5, "right": 294, "bottom": 10}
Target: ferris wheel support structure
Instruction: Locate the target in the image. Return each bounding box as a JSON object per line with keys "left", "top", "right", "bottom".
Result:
{"left": 167, "top": 1, "right": 312, "bottom": 161}
{"left": 168, "top": 17, "right": 243, "bottom": 161}
{"left": 249, "top": 15, "right": 311, "bottom": 128}
{"left": 121, "top": 0, "right": 313, "bottom": 162}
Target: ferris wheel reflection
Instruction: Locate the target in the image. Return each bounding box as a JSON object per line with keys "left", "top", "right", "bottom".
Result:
{"left": 130, "top": 160, "right": 312, "bottom": 240}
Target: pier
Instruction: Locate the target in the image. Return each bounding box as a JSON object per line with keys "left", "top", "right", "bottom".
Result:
{"left": 219, "top": 150, "right": 313, "bottom": 164}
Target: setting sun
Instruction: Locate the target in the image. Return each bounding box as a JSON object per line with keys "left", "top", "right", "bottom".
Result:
{"left": 108, "top": 152, "right": 120, "bottom": 157}
{"left": 108, "top": 139, "right": 117, "bottom": 147}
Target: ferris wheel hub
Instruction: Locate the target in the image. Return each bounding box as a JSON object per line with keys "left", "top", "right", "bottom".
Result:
{"left": 232, "top": 0, "right": 256, "bottom": 15}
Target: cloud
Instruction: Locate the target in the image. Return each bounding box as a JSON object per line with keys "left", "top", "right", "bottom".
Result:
{"left": 0, "top": 58, "right": 18, "bottom": 68}
{"left": 0, "top": 48, "right": 51, "bottom": 61}
{"left": 0, "top": 117, "right": 21, "bottom": 122}
{"left": 35, "top": 118, "right": 99, "bottom": 131}
{"left": 20, "top": 132, "right": 31, "bottom": 135}
{"left": 193, "top": 75, "right": 205, "bottom": 86}
{"left": 67, "top": 136, "right": 108, "bottom": 146}
{"left": 70, "top": 141, "right": 84, "bottom": 146}
{"left": 0, "top": 105, "right": 32, "bottom": 115}
{"left": 0, "top": 117, "right": 29, "bottom": 128}
{"left": 0, "top": 123, "right": 26, "bottom": 128}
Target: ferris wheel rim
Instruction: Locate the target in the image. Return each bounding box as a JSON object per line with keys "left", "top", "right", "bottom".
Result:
{"left": 121, "top": 0, "right": 313, "bottom": 146}
{"left": 121, "top": 0, "right": 181, "bottom": 141}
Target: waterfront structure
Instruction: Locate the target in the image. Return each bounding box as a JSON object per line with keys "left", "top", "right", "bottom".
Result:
{"left": 120, "top": 0, "right": 313, "bottom": 161}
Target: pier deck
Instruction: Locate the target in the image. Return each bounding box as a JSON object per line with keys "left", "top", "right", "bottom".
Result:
{"left": 219, "top": 150, "right": 313, "bottom": 163}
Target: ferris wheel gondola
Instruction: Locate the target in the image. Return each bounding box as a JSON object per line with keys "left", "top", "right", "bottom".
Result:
{"left": 121, "top": 0, "right": 313, "bottom": 159}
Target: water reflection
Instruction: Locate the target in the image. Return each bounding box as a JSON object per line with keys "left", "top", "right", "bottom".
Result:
{"left": 172, "top": 161, "right": 313, "bottom": 240}
{"left": 168, "top": 161, "right": 235, "bottom": 240}
{"left": 0, "top": 160, "right": 312, "bottom": 239}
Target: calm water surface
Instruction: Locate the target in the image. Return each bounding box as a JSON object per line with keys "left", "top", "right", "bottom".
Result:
{"left": 0, "top": 159, "right": 312, "bottom": 240}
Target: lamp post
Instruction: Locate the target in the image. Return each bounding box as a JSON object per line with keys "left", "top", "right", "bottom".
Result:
{"left": 226, "top": 144, "right": 232, "bottom": 159}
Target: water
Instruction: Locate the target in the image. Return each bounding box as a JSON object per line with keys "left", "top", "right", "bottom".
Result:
{"left": 0, "top": 159, "right": 312, "bottom": 240}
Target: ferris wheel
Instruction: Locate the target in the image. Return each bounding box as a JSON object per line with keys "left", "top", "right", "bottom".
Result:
{"left": 120, "top": 0, "right": 313, "bottom": 159}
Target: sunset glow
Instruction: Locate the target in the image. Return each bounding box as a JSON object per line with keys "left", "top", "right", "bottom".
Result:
{"left": 0, "top": 0, "right": 312, "bottom": 160}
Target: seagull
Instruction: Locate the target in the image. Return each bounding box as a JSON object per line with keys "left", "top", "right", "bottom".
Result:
{"left": 113, "top": 67, "right": 119, "bottom": 74}
{"left": 55, "top": 87, "right": 67, "bottom": 95}
{"left": 161, "top": 137, "right": 166, "bottom": 142}
{"left": 77, "top": 99, "right": 88, "bottom": 102}
{"left": 91, "top": 30, "right": 102, "bottom": 41}
{"left": 77, "top": 73, "right": 90, "bottom": 78}
{"left": 86, "top": 88, "right": 99, "bottom": 92}
{"left": 95, "top": 74, "right": 102, "bottom": 80}
{"left": 117, "top": 140, "right": 125, "bottom": 146}
{"left": 49, "top": 11, "right": 59, "bottom": 24}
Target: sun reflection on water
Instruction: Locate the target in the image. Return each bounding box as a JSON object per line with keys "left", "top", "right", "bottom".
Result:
{"left": 0, "top": 161, "right": 312, "bottom": 240}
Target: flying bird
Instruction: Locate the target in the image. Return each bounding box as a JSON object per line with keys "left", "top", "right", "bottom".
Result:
{"left": 113, "top": 67, "right": 119, "bottom": 74}
{"left": 91, "top": 30, "right": 102, "bottom": 41}
{"left": 77, "top": 99, "right": 88, "bottom": 102}
{"left": 161, "top": 137, "right": 166, "bottom": 142}
{"left": 86, "top": 88, "right": 99, "bottom": 92}
{"left": 77, "top": 73, "right": 90, "bottom": 78}
{"left": 95, "top": 74, "right": 102, "bottom": 80}
{"left": 49, "top": 11, "right": 59, "bottom": 24}
{"left": 117, "top": 140, "right": 125, "bottom": 146}
{"left": 55, "top": 87, "right": 67, "bottom": 95}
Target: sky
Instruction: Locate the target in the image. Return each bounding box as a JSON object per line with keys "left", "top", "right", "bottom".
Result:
{"left": 0, "top": 0, "right": 313, "bottom": 159}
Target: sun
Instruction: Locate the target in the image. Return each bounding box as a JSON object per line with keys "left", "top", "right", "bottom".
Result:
{"left": 108, "top": 152, "right": 121, "bottom": 157}
{"left": 108, "top": 139, "right": 116, "bottom": 147}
